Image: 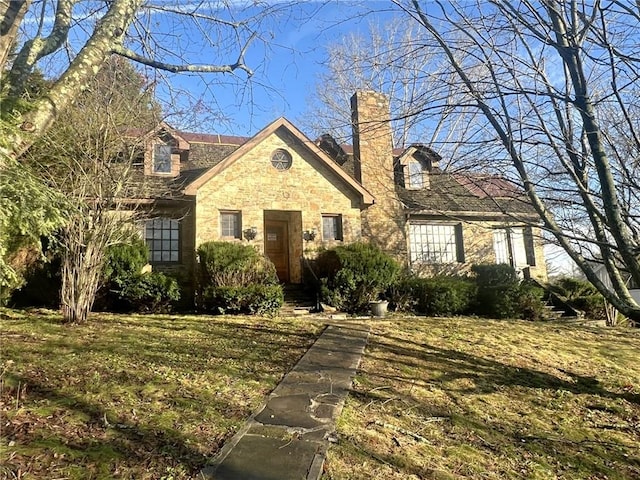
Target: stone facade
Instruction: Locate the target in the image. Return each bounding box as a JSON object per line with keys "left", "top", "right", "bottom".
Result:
{"left": 193, "top": 125, "right": 367, "bottom": 283}
{"left": 351, "top": 91, "right": 407, "bottom": 258}
{"left": 140, "top": 90, "right": 547, "bottom": 298}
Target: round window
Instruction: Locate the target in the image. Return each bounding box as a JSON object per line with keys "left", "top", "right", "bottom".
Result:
{"left": 271, "top": 149, "right": 292, "bottom": 171}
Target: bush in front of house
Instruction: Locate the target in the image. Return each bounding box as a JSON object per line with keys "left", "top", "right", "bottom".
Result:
{"left": 202, "top": 284, "right": 284, "bottom": 315}
{"left": 316, "top": 242, "right": 401, "bottom": 313}
{"left": 471, "top": 264, "right": 547, "bottom": 320}
{"left": 516, "top": 281, "right": 547, "bottom": 321}
{"left": 472, "top": 264, "right": 522, "bottom": 318}
{"left": 548, "top": 277, "right": 606, "bottom": 320}
{"left": 386, "top": 271, "right": 420, "bottom": 312}
{"left": 197, "top": 241, "right": 282, "bottom": 315}
{"left": 119, "top": 272, "right": 181, "bottom": 313}
{"left": 98, "top": 240, "right": 181, "bottom": 313}
{"left": 412, "top": 276, "right": 477, "bottom": 316}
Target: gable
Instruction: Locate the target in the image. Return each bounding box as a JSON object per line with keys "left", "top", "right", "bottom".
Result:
{"left": 183, "top": 117, "right": 374, "bottom": 206}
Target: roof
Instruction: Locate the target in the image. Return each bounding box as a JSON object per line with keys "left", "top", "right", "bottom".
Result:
{"left": 397, "top": 172, "right": 537, "bottom": 218}
{"left": 127, "top": 123, "right": 536, "bottom": 220}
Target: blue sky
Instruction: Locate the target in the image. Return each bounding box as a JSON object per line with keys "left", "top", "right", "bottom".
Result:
{"left": 148, "top": 1, "right": 398, "bottom": 136}
{"left": 23, "top": 1, "right": 396, "bottom": 136}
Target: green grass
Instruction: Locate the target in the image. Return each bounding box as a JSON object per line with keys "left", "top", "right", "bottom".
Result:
{"left": 0, "top": 309, "right": 323, "bottom": 479}
{"left": 325, "top": 317, "right": 640, "bottom": 480}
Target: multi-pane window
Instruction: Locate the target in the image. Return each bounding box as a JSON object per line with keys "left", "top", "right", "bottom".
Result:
{"left": 493, "top": 227, "right": 534, "bottom": 268}
{"left": 145, "top": 218, "right": 180, "bottom": 263}
{"left": 220, "top": 211, "right": 241, "bottom": 239}
{"left": 153, "top": 144, "right": 172, "bottom": 173}
{"left": 407, "top": 161, "right": 424, "bottom": 188}
{"left": 322, "top": 214, "right": 343, "bottom": 241}
{"left": 409, "top": 223, "right": 462, "bottom": 264}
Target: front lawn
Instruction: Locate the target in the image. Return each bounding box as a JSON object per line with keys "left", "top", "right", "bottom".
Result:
{"left": 0, "top": 310, "right": 322, "bottom": 479}
{"left": 326, "top": 317, "right": 640, "bottom": 479}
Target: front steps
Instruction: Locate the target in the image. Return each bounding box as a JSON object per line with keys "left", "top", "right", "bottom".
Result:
{"left": 281, "top": 284, "right": 318, "bottom": 315}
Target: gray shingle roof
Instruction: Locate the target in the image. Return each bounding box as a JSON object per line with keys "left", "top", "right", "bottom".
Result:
{"left": 397, "top": 172, "right": 536, "bottom": 217}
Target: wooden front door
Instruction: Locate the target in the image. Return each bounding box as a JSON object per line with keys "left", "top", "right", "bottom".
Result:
{"left": 264, "top": 220, "right": 289, "bottom": 282}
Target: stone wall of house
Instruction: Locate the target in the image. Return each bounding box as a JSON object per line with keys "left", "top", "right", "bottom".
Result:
{"left": 194, "top": 127, "right": 364, "bottom": 283}
{"left": 351, "top": 90, "right": 407, "bottom": 258}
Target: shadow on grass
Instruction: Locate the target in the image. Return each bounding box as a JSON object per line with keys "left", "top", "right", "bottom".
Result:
{"left": 2, "top": 373, "right": 219, "bottom": 477}
{"left": 369, "top": 333, "right": 640, "bottom": 405}
{"left": 334, "top": 330, "right": 640, "bottom": 479}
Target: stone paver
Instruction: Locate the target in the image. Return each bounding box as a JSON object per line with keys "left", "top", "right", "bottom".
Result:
{"left": 202, "top": 323, "right": 369, "bottom": 480}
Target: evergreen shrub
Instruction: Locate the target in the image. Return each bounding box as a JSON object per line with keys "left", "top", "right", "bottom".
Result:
{"left": 412, "top": 276, "right": 477, "bottom": 316}
{"left": 197, "top": 241, "right": 282, "bottom": 315}
{"left": 315, "top": 242, "right": 400, "bottom": 313}
{"left": 120, "top": 272, "right": 181, "bottom": 313}
{"left": 472, "top": 264, "right": 521, "bottom": 318}
{"left": 100, "top": 240, "right": 181, "bottom": 313}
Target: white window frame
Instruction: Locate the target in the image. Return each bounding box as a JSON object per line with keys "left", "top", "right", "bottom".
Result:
{"left": 152, "top": 144, "right": 172, "bottom": 174}
{"left": 493, "top": 227, "right": 532, "bottom": 268}
{"left": 220, "top": 211, "right": 242, "bottom": 239}
{"left": 409, "top": 223, "right": 461, "bottom": 264}
{"left": 145, "top": 218, "right": 180, "bottom": 263}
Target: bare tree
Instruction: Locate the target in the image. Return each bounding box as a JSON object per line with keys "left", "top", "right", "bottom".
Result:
{"left": 303, "top": 18, "right": 482, "bottom": 166}
{"left": 24, "top": 57, "right": 158, "bottom": 323}
{"left": 387, "top": 0, "right": 640, "bottom": 323}
{"left": 0, "top": 0, "right": 292, "bottom": 160}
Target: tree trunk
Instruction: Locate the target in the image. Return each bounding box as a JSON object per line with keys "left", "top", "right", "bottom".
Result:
{"left": 0, "top": 0, "right": 32, "bottom": 69}
{"left": 10, "top": 0, "right": 143, "bottom": 158}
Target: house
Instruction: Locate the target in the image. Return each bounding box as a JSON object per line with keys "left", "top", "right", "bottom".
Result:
{"left": 132, "top": 90, "right": 547, "bottom": 298}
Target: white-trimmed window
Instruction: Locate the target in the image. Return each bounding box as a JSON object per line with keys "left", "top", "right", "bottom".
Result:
{"left": 493, "top": 227, "right": 535, "bottom": 268}
{"left": 152, "top": 144, "right": 172, "bottom": 173}
{"left": 145, "top": 218, "right": 180, "bottom": 263}
{"left": 409, "top": 223, "right": 463, "bottom": 264}
{"left": 322, "top": 214, "right": 343, "bottom": 241}
{"left": 407, "top": 161, "right": 424, "bottom": 189}
{"left": 220, "top": 211, "right": 242, "bottom": 239}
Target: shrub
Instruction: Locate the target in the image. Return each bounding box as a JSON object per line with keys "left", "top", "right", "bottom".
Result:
{"left": 201, "top": 284, "right": 283, "bottom": 316}
{"left": 412, "top": 276, "right": 477, "bottom": 316}
{"left": 472, "top": 264, "right": 521, "bottom": 318}
{"left": 572, "top": 294, "right": 606, "bottom": 320}
{"left": 103, "top": 239, "right": 148, "bottom": 283}
{"left": 197, "top": 241, "right": 278, "bottom": 288}
{"left": 516, "top": 281, "right": 546, "bottom": 321}
{"left": 196, "top": 241, "right": 282, "bottom": 315}
{"left": 120, "top": 272, "right": 181, "bottom": 313}
{"left": 316, "top": 242, "right": 400, "bottom": 313}
{"left": 96, "top": 239, "right": 149, "bottom": 311}
{"left": 9, "top": 253, "right": 61, "bottom": 308}
{"left": 386, "top": 271, "right": 420, "bottom": 312}
{"left": 548, "top": 277, "right": 606, "bottom": 320}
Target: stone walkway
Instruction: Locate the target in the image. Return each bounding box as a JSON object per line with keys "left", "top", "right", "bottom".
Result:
{"left": 201, "top": 323, "right": 370, "bottom": 480}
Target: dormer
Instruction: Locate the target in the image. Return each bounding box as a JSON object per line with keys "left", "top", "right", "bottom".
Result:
{"left": 143, "top": 122, "right": 190, "bottom": 177}
{"left": 396, "top": 144, "right": 442, "bottom": 190}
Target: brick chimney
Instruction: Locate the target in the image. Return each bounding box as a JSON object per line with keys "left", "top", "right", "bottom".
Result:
{"left": 351, "top": 91, "right": 405, "bottom": 257}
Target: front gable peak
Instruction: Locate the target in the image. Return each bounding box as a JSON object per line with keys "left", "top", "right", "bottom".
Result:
{"left": 183, "top": 117, "right": 374, "bottom": 205}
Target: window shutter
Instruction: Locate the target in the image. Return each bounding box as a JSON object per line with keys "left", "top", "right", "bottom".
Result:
{"left": 455, "top": 223, "right": 465, "bottom": 263}
{"left": 524, "top": 227, "right": 536, "bottom": 266}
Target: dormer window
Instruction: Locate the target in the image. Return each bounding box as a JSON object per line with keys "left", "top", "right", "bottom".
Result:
{"left": 153, "top": 144, "right": 172, "bottom": 174}
{"left": 408, "top": 161, "right": 424, "bottom": 189}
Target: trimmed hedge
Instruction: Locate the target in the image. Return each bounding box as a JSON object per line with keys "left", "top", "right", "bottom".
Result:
{"left": 201, "top": 284, "right": 283, "bottom": 315}
{"left": 412, "top": 276, "right": 477, "bottom": 316}
{"left": 197, "top": 241, "right": 282, "bottom": 315}
{"left": 315, "top": 242, "right": 400, "bottom": 313}
{"left": 120, "top": 272, "right": 181, "bottom": 313}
